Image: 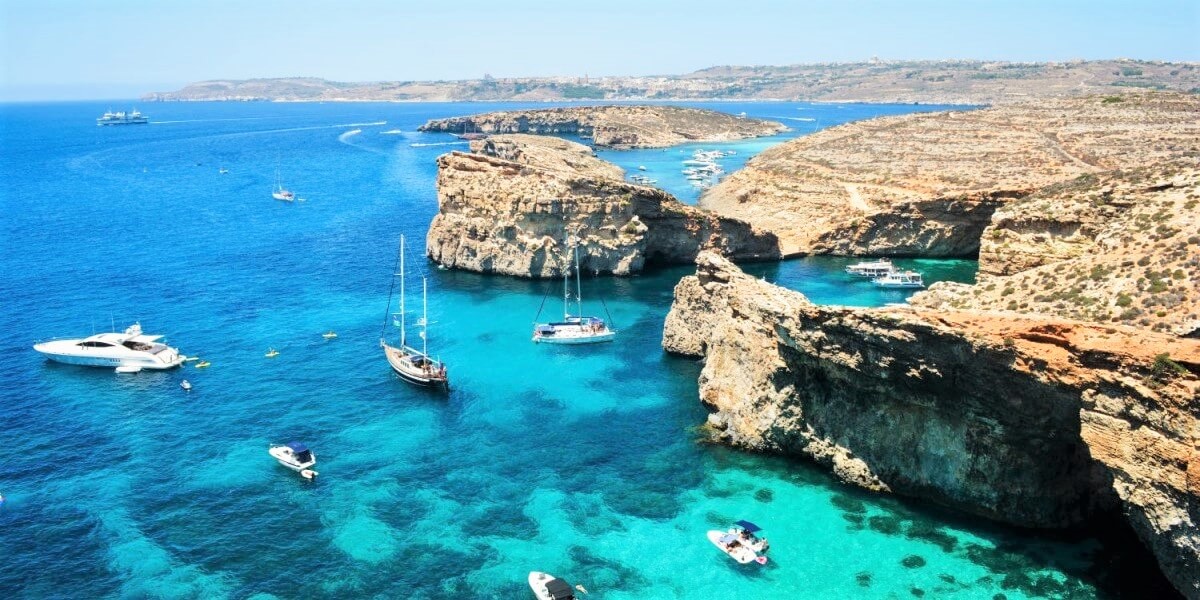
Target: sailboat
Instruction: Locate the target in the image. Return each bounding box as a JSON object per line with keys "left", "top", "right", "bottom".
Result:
{"left": 380, "top": 235, "right": 449, "bottom": 389}
{"left": 532, "top": 235, "right": 616, "bottom": 344}
{"left": 272, "top": 166, "right": 295, "bottom": 202}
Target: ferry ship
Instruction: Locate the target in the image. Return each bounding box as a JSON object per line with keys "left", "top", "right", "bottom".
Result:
{"left": 96, "top": 109, "right": 149, "bottom": 126}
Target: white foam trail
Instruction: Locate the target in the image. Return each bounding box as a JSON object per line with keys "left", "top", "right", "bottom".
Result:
{"left": 338, "top": 129, "right": 363, "bottom": 142}
{"left": 150, "top": 116, "right": 288, "bottom": 124}
{"left": 771, "top": 116, "right": 817, "bottom": 122}
{"left": 380, "top": 129, "right": 404, "bottom": 135}
{"left": 409, "top": 141, "right": 469, "bottom": 148}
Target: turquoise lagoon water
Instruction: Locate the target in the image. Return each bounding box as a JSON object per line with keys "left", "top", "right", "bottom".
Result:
{"left": 0, "top": 101, "right": 1170, "bottom": 598}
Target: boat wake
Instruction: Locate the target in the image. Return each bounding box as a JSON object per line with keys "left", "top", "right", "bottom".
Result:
{"left": 338, "top": 129, "right": 363, "bottom": 142}
{"left": 409, "top": 141, "right": 469, "bottom": 148}
{"left": 380, "top": 129, "right": 404, "bottom": 135}
{"left": 771, "top": 116, "right": 817, "bottom": 122}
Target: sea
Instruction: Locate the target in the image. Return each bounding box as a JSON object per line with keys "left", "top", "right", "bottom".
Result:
{"left": 0, "top": 100, "right": 1173, "bottom": 599}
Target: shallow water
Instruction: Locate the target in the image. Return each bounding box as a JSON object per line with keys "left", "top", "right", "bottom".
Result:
{"left": 0, "top": 101, "right": 1169, "bottom": 598}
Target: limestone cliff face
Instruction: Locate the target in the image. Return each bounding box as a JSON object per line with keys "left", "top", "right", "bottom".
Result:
{"left": 700, "top": 93, "right": 1200, "bottom": 257}
{"left": 425, "top": 135, "right": 778, "bottom": 277}
{"left": 418, "top": 105, "right": 787, "bottom": 149}
{"left": 912, "top": 161, "right": 1200, "bottom": 336}
{"left": 664, "top": 252, "right": 1200, "bottom": 597}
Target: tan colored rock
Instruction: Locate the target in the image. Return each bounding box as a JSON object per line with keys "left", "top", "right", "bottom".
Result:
{"left": 665, "top": 252, "right": 1200, "bottom": 597}
{"left": 425, "top": 135, "right": 778, "bottom": 277}
{"left": 911, "top": 161, "right": 1200, "bottom": 335}
{"left": 418, "top": 105, "right": 787, "bottom": 149}
{"left": 700, "top": 92, "right": 1200, "bottom": 257}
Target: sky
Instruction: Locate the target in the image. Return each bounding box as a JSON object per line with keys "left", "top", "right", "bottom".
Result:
{"left": 1, "top": 0, "right": 1197, "bottom": 100}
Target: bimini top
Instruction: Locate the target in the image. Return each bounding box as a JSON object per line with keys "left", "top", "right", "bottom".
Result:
{"left": 735, "top": 520, "right": 762, "bottom": 533}
{"left": 544, "top": 578, "right": 575, "bottom": 600}
{"left": 286, "top": 442, "right": 309, "bottom": 453}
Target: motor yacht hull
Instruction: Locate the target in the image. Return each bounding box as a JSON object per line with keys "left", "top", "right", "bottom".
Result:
{"left": 268, "top": 446, "right": 315, "bottom": 471}
{"left": 33, "top": 341, "right": 185, "bottom": 370}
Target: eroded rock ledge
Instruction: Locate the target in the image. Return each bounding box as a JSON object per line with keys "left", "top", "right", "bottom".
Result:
{"left": 700, "top": 92, "right": 1200, "bottom": 257}
{"left": 664, "top": 251, "right": 1200, "bottom": 597}
{"left": 418, "top": 105, "right": 787, "bottom": 149}
{"left": 426, "top": 135, "right": 779, "bottom": 277}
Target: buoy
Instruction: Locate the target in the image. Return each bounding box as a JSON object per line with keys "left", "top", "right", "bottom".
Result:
{"left": 755, "top": 556, "right": 768, "bottom": 565}
{"left": 300, "top": 469, "right": 317, "bottom": 480}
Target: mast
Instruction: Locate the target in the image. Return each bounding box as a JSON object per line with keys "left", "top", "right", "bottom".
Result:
{"left": 562, "top": 238, "right": 570, "bottom": 320}
{"left": 422, "top": 278, "right": 429, "bottom": 358}
{"left": 399, "top": 235, "right": 406, "bottom": 348}
{"left": 574, "top": 243, "right": 583, "bottom": 318}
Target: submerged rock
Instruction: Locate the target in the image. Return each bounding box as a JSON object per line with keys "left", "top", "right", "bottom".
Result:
{"left": 426, "top": 134, "right": 779, "bottom": 277}
{"left": 663, "top": 251, "right": 1200, "bottom": 597}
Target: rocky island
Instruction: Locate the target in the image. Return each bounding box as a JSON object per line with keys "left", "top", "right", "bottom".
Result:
{"left": 664, "top": 252, "right": 1199, "bottom": 597}
{"left": 425, "top": 134, "right": 779, "bottom": 277}
{"left": 417, "top": 105, "right": 787, "bottom": 149}
{"left": 700, "top": 92, "right": 1200, "bottom": 257}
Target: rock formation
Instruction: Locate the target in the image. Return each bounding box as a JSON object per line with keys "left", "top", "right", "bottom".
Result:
{"left": 425, "top": 135, "right": 778, "bottom": 277}
{"left": 664, "top": 251, "right": 1200, "bottom": 597}
{"left": 418, "top": 105, "right": 787, "bottom": 149}
{"left": 700, "top": 93, "right": 1200, "bottom": 257}
{"left": 911, "top": 161, "right": 1200, "bottom": 336}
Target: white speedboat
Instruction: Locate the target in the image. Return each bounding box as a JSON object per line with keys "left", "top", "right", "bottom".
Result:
{"left": 528, "top": 571, "right": 576, "bottom": 600}
{"left": 381, "top": 235, "right": 449, "bottom": 390}
{"left": 873, "top": 270, "right": 925, "bottom": 289}
{"left": 707, "top": 520, "right": 770, "bottom": 565}
{"left": 33, "top": 322, "right": 185, "bottom": 371}
{"left": 268, "top": 442, "right": 316, "bottom": 471}
{"left": 532, "top": 235, "right": 616, "bottom": 345}
{"left": 846, "top": 258, "right": 894, "bottom": 277}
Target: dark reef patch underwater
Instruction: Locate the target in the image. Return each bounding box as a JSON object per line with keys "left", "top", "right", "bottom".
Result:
{"left": 0, "top": 100, "right": 1178, "bottom": 598}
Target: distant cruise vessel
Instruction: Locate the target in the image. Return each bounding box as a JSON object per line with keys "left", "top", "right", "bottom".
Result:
{"left": 96, "top": 109, "right": 149, "bottom": 126}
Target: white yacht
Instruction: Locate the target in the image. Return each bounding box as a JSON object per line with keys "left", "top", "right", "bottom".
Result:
{"left": 707, "top": 520, "right": 770, "bottom": 565}
{"left": 845, "top": 258, "right": 895, "bottom": 278}
{"left": 268, "top": 442, "right": 316, "bottom": 471}
{"left": 532, "top": 234, "right": 616, "bottom": 345}
{"left": 33, "top": 323, "right": 185, "bottom": 371}
{"left": 528, "top": 572, "right": 576, "bottom": 600}
{"left": 873, "top": 270, "right": 925, "bottom": 289}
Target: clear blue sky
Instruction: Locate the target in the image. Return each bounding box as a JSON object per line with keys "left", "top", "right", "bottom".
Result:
{"left": 1, "top": 0, "right": 1197, "bottom": 100}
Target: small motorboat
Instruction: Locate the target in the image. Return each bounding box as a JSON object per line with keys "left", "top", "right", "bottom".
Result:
{"left": 269, "top": 442, "right": 316, "bottom": 472}
{"left": 195, "top": 360, "right": 211, "bottom": 368}
{"left": 218, "top": 167, "right": 229, "bottom": 174}
{"left": 322, "top": 331, "right": 337, "bottom": 340}
{"left": 528, "top": 571, "right": 576, "bottom": 600}
{"left": 180, "top": 379, "right": 192, "bottom": 391}
{"left": 115, "top": 365, "right": 142, "bottom": 374}
{"left": 265, "top": 348, "right": 279, "bottom": 358}
{"left": 638, "top": 165, "right": 647, "bottom": 171}
{"left": 707, "top": 520, "right": 770, "bottom": 565}
{"left": 873, "top": 270, "right": 925, "bottom": 289}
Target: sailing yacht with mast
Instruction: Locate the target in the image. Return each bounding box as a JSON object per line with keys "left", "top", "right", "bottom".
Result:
{"left": 272, "top": 166, "right": 295, "bottom": 202}
{"left": 380, "top": 235, "right": 448, "bottom": 389}
{"left": 532, "top": 235, "right": 616, "bottom": 345}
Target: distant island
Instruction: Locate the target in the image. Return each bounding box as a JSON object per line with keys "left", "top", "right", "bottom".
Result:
{"left": 144, "top": 59, "right": 1200, "bottom": 105}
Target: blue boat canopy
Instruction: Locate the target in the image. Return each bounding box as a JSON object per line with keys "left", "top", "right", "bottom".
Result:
{"left": 287, "top": 442, "right": 309, "bottom": 453}
{"left": 735, "top": 520, "right": 762, "bottom": 533}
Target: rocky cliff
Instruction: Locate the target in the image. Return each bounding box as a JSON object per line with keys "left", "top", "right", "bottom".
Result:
{"left": 418, "top": 105, "right": 787, "bottom": 149}
{"left": 425, "top": 135, "right": 778, "bottom": 277}
{"left": 664, "top": 252, "right": 1200, "bottom": 597}
{"left": 700, "top": 92, "right": 1200, "bottom": 257}
{"left": 911, "top": 161, "right": 1200, "bottom": 336}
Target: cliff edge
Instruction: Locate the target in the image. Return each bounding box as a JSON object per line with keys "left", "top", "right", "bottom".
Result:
{"left": 700, "top": 92, "right": 1200, "bottom": 257}
{"left": 418, "top": 105, "right": 787, "bottom": 149}
{"left": 425, "top": 135, "right": 778, "bottom": 277}
{"left": 664, "top": 252, "right": 1200, "bottom": 597}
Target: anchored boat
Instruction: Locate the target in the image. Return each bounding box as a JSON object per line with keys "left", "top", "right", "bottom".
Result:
{"left": 528, "top": 571, "right": 576, "bottom": 600}
{"left": 873, "top": 270, "right": 925, "bottom": 289}
{"left": 33, "top": 322, "right": 185, "bottom": 372}
{"left": 532, "top": 232, "right": 616, "bottom": 345}
{"left": 707, "top": 520, "right": 770, "bottom": 565}
{"left": 846, "top": 258, "right": 895, "bottom": 278}
{"left": 269, "top": 442, "right": 316, "bottom": 471}
{"left": 381, "top": 235, "right": 449, "bottom": 390}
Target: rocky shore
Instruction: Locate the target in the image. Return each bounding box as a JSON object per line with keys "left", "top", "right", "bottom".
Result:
{"left": 425, "top": 134, "right": 778, "bottom": 277}
{"left": 700, "top": 92, "right": 1200, "bottom": 257}
{"left": 664, "top": 252, "right": 1199, "bottom": 597}
{"left": 417, "top": 105, "right": 787, "bottom": 149}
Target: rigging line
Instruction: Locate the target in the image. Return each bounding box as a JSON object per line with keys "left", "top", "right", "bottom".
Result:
{"left": 381, "top": 241, "right": 402, "bottom": 340}
{"left": 533, "top": 276, "right": 555, "bottom": 323}
{"left": 600, "top": 296, "right": 616, "bottom": 330}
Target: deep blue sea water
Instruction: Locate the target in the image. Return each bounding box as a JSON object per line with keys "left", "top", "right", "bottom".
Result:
{"left": 0, "top": 101, "right": 1167, "bottom": 599}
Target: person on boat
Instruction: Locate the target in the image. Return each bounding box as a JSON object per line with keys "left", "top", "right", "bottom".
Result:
{"left": 760, "top": 538, "right": 770, "bottom": 553}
